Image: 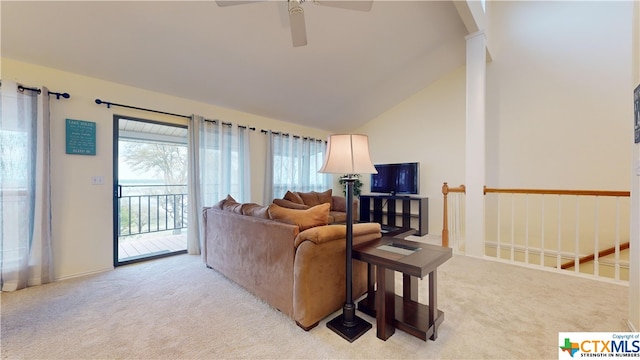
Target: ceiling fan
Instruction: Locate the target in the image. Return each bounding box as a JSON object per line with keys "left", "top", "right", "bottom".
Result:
{"left": 215, "top": 0, "right": 374, "bottom": 47}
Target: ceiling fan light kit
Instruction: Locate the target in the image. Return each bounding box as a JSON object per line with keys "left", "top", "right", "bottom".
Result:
{"left": 216, "top": 0, "right": 373, "bottom": 47}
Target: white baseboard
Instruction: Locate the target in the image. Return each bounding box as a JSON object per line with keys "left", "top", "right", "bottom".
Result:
{"left": 55, "top": 266, "right": 114, "bottom": 282}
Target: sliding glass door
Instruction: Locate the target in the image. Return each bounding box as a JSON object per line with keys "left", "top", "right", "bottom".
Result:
{"left": 113, "top": 116, "right": 188, "bottom": 266}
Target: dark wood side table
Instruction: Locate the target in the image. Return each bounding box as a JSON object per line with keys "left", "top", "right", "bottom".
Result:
{"left": 352, "top": 237, "right": 452, "bottom": 341}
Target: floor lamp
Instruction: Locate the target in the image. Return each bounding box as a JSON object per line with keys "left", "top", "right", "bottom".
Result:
{"left": 319, "top": 134, "right": 377, "bottom": 342}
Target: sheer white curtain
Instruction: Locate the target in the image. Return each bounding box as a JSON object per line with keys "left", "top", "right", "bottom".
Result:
{"left": 187, "top": 115, "right": 250, "bottom": 255}
{"left": 0, "top": 81, "right": 53, "bottom": 291}
{"left": 264, "top": 131, "right": 330, "bottom": 203}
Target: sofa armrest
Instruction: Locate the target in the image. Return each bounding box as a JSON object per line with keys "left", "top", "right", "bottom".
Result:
{"left": 292, "top": 222, "right": 381, "bottom": 329}
{"left": 294, "top": 222, "right": 381, "bottom": 249}
{"left": 331, "top": 196, "right": 346, "bottom": 212}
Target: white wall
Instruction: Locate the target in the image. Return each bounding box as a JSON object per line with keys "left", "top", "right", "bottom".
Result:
{"left": 486, "top": 1, "right": 632, "bottom": 190}
{"left": 2, "top": 58, "right": 329, "bottom": 280}
{"left": 359, "top": 66, "right": 466, "bottom": 235}
{"left": 359, "top": 1, "right": 633, "bottom": 241}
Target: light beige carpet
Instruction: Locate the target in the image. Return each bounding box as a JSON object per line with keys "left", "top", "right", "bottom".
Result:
{"left": 1, "top": 250, "right": 628, "bottom": 359}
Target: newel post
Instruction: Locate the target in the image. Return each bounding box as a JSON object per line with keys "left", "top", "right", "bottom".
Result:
{"left": 442, "top": 182, "right": 449, "bottom": 248}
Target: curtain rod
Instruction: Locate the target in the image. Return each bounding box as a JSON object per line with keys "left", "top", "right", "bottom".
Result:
{"left": 95, "top": 98, "right": 256, "bottom": 131}
{"left": 260, "top": 129, "right": 325, "bottom": 142}
{"left": 95, "top": 98, "right": 190, "bottom": 119}
{"left": 17, "top": 85, "right": 71, "bottom": 100}
{"left": 203, "top": 118, "right": 255, "bottom": 131}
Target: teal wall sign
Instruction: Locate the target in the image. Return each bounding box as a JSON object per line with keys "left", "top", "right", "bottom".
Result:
{"left": 66, "top": 119, "right": 96, "bottom": 155}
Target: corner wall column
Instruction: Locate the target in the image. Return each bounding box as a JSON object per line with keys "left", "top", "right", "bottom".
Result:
{"left": 465, "top": 31, "right": 487, "bottom": 258}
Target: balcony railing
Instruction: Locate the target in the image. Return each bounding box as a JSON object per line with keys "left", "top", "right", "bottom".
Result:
{"left": 118, "top": 185, "right": 188, "bottom": 237}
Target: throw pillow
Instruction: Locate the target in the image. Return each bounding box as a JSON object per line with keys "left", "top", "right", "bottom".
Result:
{"left": 268, "top": 202, "right": 330, "bottom": 231}
{"left": 273, "top": 198, "right": 310, "bottom": 210}
{"left": 221, "top": 196, "right": 243, "bottom": 214}
{"left": 284, "top": 190, "right": 304, "bottom": 204}
{"left": 316, "top": 189, "right": 333, "bottom": 206}
{"left": 242, "top": 203, "right": 270, "bottom": 219}
{"left": 214, "top": 194, "right": 237, "bottom": 210}
{"left": 297, "top": 191, "right": 321, "bottom": 207}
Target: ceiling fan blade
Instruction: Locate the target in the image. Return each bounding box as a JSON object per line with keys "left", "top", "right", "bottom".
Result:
{"left": 289, "top": 1, "right": 307, "bottom": 47}
{"left": 314, "top": 0, "right": 373, "bottom": 12}
{"left": 215, "top": 0, "right": 265, "bottom": 7}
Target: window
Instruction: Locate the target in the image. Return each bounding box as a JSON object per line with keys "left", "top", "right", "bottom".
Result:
{"left": 271, "top": 134, "right": 330, "bottom": 198}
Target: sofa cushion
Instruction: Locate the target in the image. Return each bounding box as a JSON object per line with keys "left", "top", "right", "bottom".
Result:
{"left": 219, "top": 196, "right": 243, "bottom": 214}
{"left": 273, "top": 198, "right": 310, "bottom": 210}
{"left": 284, "top": 191, "right": 304, "bottom": 205}
{"left": 297, "top": 191, "right": 320, "bottom": 207}
{"left": 242, "top": 203, "right": 270, "bottom": 219}
{"left": 214, "top": 194, "right": 237, "bottom": 210}
{"left": 296, "top": 189, "right": 333, "bottom": 208}
{"left": 316, "top": 189, "right": 333, "bottom": 206}
{"left": 215, "top": 195, "right": 244, "bottom": 214}
{"left": 328, "top": 211, "right": 347, "bottom": 224}
{"left": 268, "top": 202, "right": 330, "bottom": 231}
{"left": 223, "top": 202, "right": 243, "bottom": 214}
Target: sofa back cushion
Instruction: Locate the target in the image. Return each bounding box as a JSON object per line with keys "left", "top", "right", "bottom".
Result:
{"left": 218, "top": 195, "right": 243, "bottom": 214}
{"left": 273, "top": 198, "right": 310, "bottom": 210}
{"left": 242, "top": 203, "right": 270, "bottom": 219}
{"left": 268, "top": 202, "right": 330, "bottom": 231}
{"left": 296, "top": 189, "right": 332, "bottom": 208}
{"left": 316, "top": 189, "right": 333, "bottom": 206}
{"left": 214, "top": 194, "right": 236, "bottom": 210}
{"left": 284, "top": 191, "right": 304, "bottom": 204}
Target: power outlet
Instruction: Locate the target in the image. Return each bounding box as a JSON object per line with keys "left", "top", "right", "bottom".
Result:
{"left": 91, "top": 176, "right": 104, "bottom": 185}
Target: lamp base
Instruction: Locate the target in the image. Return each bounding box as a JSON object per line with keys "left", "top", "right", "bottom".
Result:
{"left": 326, "top": 313, "right": 372, "bottom": 343}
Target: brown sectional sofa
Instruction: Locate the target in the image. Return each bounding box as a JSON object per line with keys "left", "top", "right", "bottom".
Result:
{"left": 203, "top": 195, "right": 381, "bottom": 330}
{"left": 272, "top": 189, "right": 357, "bottom": 224}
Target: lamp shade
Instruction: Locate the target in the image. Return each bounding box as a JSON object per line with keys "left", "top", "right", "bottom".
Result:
{"left": 318, "top": 134, "right": 377, "bottom": 175}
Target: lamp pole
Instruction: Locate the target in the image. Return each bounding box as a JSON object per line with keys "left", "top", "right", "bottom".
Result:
{"left": 318, "top": 134, "right": 376, "bottom": 342}
{"left": 326, "top": 175, "right": 372, "bottom": 341}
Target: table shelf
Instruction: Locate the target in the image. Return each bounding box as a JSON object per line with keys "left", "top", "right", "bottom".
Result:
{"left": 357, "top": 294, "right": 444, "bottom": 341}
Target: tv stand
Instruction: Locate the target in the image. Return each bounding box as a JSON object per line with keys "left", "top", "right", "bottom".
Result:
{"left": 359, "top": 195, "right": 428, "bottom": 236}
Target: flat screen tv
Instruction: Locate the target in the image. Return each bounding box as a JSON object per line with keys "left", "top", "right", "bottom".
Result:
{"left": 370, "top": 162, "right": 419, "bottom": 195}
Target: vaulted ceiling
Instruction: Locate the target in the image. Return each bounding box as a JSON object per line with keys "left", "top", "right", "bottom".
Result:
{"left": 2, "top": 1, "right": 469, "bottom": 132}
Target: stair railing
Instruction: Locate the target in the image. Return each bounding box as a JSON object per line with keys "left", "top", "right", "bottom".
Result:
{"left": 442, "top": 183, "right": 630, "bottom": 281}
{"left": 442, "top": 182, "right": 466, "bottom": 249}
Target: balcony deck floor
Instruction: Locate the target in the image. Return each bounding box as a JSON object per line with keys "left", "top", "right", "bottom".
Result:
{"left": 118, "top": 232, "right": 187, "bottom": 262}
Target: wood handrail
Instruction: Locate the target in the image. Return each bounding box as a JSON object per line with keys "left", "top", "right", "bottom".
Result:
{"left": 561, "top": 242, "right": 630, "bottom": 270}
{"left": 484, "top": 187, "right": 630, "bottom": 197}
{"left": 442, "top": 182, "right": 465, "bottom": 248}
{"left": 442, "top": 183, "right": 630, "bottom": 262}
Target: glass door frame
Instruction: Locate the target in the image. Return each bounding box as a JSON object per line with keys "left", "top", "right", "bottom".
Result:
{"left": 112, "top": 115, "right": 188, "bottom": 267}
